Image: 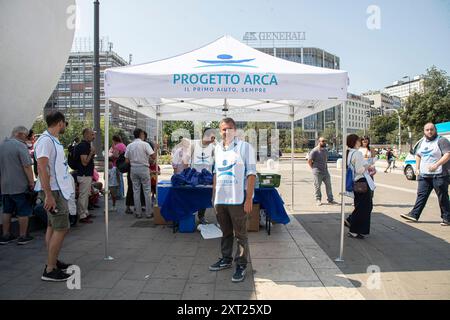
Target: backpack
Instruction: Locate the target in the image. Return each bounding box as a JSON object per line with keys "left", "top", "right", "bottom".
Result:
{"left": 67, "top": 143, "right": 79, "bottom": 170}
{"left": 116, "top": 153, "right": 130, "bottom": 173}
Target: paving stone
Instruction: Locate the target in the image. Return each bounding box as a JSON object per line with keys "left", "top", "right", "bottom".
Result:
{"left": 81, "top": 270, "right": 125, "bottom": 289}
{"left": 167, "top": 241, "right": 199, "bottom": 257}
{"left": 252, "top": 258, "right": 320, "bottom": 282}
{"left": 188, "top": 264, "right": 217, "bottom": 284}
{"left": 122, "top": 262, "right": 158, "bottom": 280}
{"left": 255, "top": 281, "right": 332, "bottom": 300}
{"left": 152, "top": 256, "right": 195, "bottom": 279}
{"left": 137, "top": 292, "right": 181, "bottom": 300}
{"left": 104, "top": 279, "right": 146, "bottom": 300}
{"left": 249, "top": 241, "right": 303, "bottom": 259}
{"left": 214, "top": 290, "right": 257, "bottom": 300}
{"left": 182, "top": 283, "right": 215, "bottom": 300}
{"left": 142, "top": 278, "right": 187, "bottom": 294}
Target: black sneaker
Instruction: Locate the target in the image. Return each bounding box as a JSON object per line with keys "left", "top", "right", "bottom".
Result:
{"left": 41, "top": 267, "right": 73, "bottom": 282}
{"left": 209, "top": 258, "right": 232, "bottom": 271}
{"left": 232, "top": 265, "right": 247, "bottom": 282}
{"left": 440, "top": 220, "right": 450, "bottom": 226}
{"left": 400, "top": 213, "right": 418, "bottom": 222}
{"left": 17, "top": 235, "right": 34, "bottom": 245}
{"left": 56, "top": 260, "right": 72, "bottom": 271}
{"left": 0, "top": 234, "right": 17, "bottom": 245}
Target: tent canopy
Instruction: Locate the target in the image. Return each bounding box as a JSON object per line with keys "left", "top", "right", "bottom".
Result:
{"left": 105, "top": 35, "right": 348, "bottom": 121}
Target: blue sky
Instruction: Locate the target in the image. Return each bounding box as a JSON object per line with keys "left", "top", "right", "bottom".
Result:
{"left": 74, "top": 0, "right": 450, "bottom": 94}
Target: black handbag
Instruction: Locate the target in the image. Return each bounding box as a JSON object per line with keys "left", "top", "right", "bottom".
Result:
{"left": 354, "top": 180, "right": 368, "bottom": 193}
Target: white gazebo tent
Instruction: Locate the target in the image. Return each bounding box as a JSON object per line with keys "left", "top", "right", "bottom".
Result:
{"left": 104, "top": 35, "right": 349, "bottom": 261}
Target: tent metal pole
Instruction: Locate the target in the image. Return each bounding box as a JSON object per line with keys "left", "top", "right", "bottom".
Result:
{"left": 155, "top": 109, "right": 160, "bottom": 207}
{"left": 336, "top": 101, "right": 347, "bottom": 262}
{"left": 290, "top": 106, "right": 294, "bottom": 210}
{"left": 104, "top": 98, "right": 113, "bottom": 261}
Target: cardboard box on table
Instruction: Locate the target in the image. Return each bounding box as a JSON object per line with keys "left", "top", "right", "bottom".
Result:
{"left": 153, "top": 206, "right": 172, "bottom": 225}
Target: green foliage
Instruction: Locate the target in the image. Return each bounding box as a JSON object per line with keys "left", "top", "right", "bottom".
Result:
{"left": 158, "top": 154, "right": 172, "bottom": 165}
{"left": 369, "top": 114, "right": 399, "bottom": 144}
{"left": 400, "top": 66, "right": 450, "bottom": 134}
{"left": 31, "top": 112, "right": 128, "bottom": 149}
{"left": 279, "top": 128, "right": 308, "bottom": 150}
{"left": 162, "top": 121, "right": 194, "bottom": 149}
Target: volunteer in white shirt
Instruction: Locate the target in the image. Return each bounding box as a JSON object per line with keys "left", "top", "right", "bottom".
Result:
{"left": 209, "top": 118, "right": 256, "bottom": 283}
{"left": 401, "top": 123, "right": 450, "bottom": 225}
{"left": 190, "top": 128, "right": 216, "bottom": 224}
{"left": 34, "top": 111, "right": 74, "bottom": 282}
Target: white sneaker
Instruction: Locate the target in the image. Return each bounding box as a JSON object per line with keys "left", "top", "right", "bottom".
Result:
{"left": 316, "top": 200, "right": 322, "bottom": 206}
{"left": 110, "top": 207, "right": 117, "bottom": 212}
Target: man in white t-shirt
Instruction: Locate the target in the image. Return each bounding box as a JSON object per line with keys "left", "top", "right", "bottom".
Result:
{"left": 34, "top": 111, "right": 74, "bottom": 282}
{"left": 401, "top": 123, "right": 450, "bottom": 226}
{"left": 190, "top": 128, "right": 216, "bottom": 224}
{"left": 209, "top": 118, "right": 256, "bottom": 283}
{"left": 125, "top": 128, "right": 156, "bottom": 219}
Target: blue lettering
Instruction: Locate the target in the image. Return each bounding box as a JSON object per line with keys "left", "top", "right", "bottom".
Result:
{"left": 244, "top": 75, "right": 252, "bottom": 85}
{"left": 173, "top": 74, "right": 180, "bottom": 84}
{"left": 254, "top": 74, "right": 261, "bottom": 85}
{"left": 231, "top": 75, "right": 240, "bottom": 84}
{"left": 200, "top": 74, "right": 208, "bottom": 84}
{"left": 181, "top": 74, "right": 188, "bottom": 84}
{"left": 270, "top": 75, "right": 278, "bottom": 85}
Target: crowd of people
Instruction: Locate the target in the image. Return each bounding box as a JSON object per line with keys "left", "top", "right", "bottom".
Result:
{"left": 0, "top": 111, "right": 448, "bottom": 283}
{"left": 308, "top": 123, "right": 449, "bottom": 239}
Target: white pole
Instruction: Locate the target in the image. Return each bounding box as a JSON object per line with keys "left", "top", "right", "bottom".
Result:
{"left": 155, "top": 110, "right": 160, "bottom": 207}
{"left": 336, "top": 102, "right": 347, "bottom": 262}
{"left": 290, "top": 106, "right": 295, "bottom": 210}
{"left": 104, "top": 98, "right": 113, "bottom": 261}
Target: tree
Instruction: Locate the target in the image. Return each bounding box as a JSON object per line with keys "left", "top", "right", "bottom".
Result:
{"left": 162, "top": 121, "right": 194, "bottom": 149}
{"left": 320, "top": 126, "right": 341, "bottom": 150}
{"left": 401, "top": 66, "right": 450, "bottom": 134}
{"left": 368, "top": 114, "right": 398, "bottom": 144}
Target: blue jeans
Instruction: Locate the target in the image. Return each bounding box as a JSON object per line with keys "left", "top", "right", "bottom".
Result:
{"left": 410, "top": 175, "right": 449, "bottom": 221}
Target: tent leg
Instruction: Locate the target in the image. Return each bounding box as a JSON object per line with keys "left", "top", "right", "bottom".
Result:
{"left": 104, "top": 98, "right": 113, "bottom": 261}
{"left": 155, "top": 112, "right": 159, "bottom": 207}
{"left": 290, "top": 109, "right": 294, "bottom": 211}
{"left": 336, "top": 101, "right": 347, "bottom": 263}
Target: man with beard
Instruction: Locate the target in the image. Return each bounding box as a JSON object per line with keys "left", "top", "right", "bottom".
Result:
{"left": 34, "top": 111, "right": 74, "bottom": 281}
{"left": 401, "top": 123, "right": 450, "bottom": 226}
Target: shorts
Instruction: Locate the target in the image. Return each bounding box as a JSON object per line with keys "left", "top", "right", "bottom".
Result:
{"left": 110, "top": 186, "right": 119, "bottom": 197}
{"left": 38, "top": 191, "right": 70, "bottom": 231}
{"left": 2, "top": 193, "right": 33, "bottom": 217}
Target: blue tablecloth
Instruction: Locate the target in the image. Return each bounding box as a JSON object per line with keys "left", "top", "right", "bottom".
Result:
{"left": 158, "top": 181, "right": 290, "bottom": 225}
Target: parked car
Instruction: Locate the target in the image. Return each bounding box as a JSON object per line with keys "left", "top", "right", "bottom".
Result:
{"left": 403, "top": 153, "right": 417, "bottom": 180}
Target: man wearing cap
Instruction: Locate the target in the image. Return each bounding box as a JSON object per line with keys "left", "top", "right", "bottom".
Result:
{"left": 75, "top": 128, "right": 96, "bottom": 223}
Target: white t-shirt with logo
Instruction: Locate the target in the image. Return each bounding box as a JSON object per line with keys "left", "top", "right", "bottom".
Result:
{"left": 213, "top": 139, "right": 256, "bottom": 205}
{"left": 191, "top": 140, "right": 215, "bottom": 172}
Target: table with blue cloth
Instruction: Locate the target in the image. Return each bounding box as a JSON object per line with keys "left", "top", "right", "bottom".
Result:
{"left": 157, "top": 180, "right": 290, "bottom": 234}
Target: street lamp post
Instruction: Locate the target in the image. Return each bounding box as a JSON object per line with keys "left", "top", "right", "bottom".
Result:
{"left": 385, "top": 109, "right": 401, "bottom": 155}
{"left": 93, "top": 0, "right": 102, "bottom": 162}
{"left": 402, "top": 75, "right": 413, "bottom": 150}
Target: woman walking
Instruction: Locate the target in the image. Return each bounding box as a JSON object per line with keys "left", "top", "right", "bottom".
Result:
{"left": 345, "top": 134, "right": 375, "bottom": 239}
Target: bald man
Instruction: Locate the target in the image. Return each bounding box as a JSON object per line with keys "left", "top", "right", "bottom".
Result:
{"left": 401, "top": 123, "right": 450, "bottom": 226}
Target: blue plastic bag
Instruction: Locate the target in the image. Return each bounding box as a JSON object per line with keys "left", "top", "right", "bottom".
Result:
{"left": 345, "top": 152, "right": 354, "bottom": 192}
